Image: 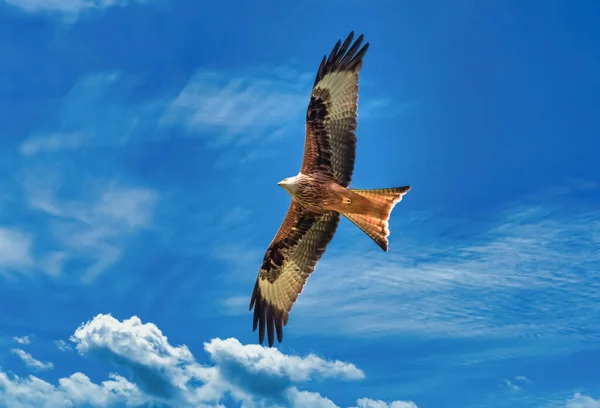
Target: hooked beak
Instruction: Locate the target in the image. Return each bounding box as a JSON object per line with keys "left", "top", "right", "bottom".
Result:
{"left": 277, "top": 181, "right": 283, "bottom": 186}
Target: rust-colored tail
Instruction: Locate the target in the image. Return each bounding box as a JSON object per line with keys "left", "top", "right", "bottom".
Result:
{"left": 342, "top": 186, "right": 411, "bottom": 251}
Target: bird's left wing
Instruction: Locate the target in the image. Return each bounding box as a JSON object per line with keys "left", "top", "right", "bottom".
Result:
{"left": 249, "top": 201, "right": 340, "bottom": 347}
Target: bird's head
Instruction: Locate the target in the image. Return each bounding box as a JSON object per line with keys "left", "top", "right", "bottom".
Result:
{"left": 277, "top": 176, "right": 298, "bottom": 194}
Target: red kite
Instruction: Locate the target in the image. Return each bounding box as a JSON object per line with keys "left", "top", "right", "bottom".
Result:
{"left": 249, "top": 32, "right": 411, "bottom": 347}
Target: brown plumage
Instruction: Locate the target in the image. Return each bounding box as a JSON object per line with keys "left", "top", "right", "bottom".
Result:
{"left": 249, "top": 31, "right": 411, "bottom": 347}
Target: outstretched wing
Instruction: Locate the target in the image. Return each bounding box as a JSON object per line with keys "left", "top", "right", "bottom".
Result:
{"left": 249, "top": 202, "right": 340, "bottom": 347}
{"left": 301, "top": 31, "right": 369, "bottom": 187}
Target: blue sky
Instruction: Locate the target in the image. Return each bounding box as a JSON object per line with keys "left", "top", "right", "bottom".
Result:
{"left": 0, "top": 0, "right": 599, "bottom": 407}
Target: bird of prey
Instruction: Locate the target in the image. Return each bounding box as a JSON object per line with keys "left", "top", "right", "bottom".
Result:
{"left": 249, "top": 32, "right": 411, "bottom": 347}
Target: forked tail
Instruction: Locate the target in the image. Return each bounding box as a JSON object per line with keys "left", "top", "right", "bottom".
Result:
{"left": 342, "top": 186, "right": 411, "bottom": 251}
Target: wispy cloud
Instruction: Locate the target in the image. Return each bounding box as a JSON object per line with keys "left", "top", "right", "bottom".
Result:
{"left": 296, "top": 205, "right": 599, "bottom": 341}
{"left": 54, "top": 339, "right": 72, "bottom": 352}
{"left": 16, "top": 68, "right": 310, "bottom": 168}
{"left": 0, "top": 228, "right": 33, "bottom": 272}
{"left": 503, "top": 376, "right": 530, "bottom": 392}
{"left": 222, "top": 192, "right": 600, "bottom": 360}
{"left": 4, "top": 71, "right": 163, "bottom": 283}
{"left": 25, "top": 72, "right": 160, "bottom": 149}
{"left": 11, "top": 349, "right": 53, "bottom": 371}
{"left": 0, "top": 314, "right": 417, "bottom": 407}
{"left": 359, "top": 98, "right": 420, "bottom": 121}
{"left": 3, "top": 0, "right": 152, "bottom": 19}
{"left": 12, "top": 336, "right": 31, "bottom": 345}
{"left": 161, "top": 69, "right": 311, "bottom": 150}
{"left": 19, "top": 133, "right": 86, "bottom": 157}
{"left": 23, "top": 175, "right": 157, "bottom": 282}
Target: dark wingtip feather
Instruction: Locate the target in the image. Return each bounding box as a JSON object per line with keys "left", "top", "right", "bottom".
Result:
{"left": 258, "top": 302, "right": 266, "bottom": 344}
{"left": 275, "top": 314, "right": 283, "bottom": 343}
{"left": 249, "top": 279, "right": 258, "bottom": 311}
{"left": 327, "top": 40, "right": 342, "bottom": 65}
{"left": 252, "top": 296, "right": 260, "bottom": 332}
{"left": 249, "top": 279, "right": 285, "bottom": 348}
{"left": 313, "top": 31, "right": 370, "bottom": 88}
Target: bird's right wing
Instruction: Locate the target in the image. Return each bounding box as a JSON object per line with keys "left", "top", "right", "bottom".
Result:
{"left": 249, "top": 201, "right": 340, "bottom": 347}
{"left": 301, "top": 31, "right": 369, "bottom": 187}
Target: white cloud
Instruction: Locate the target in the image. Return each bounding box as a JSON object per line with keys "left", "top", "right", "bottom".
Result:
{"left": 11, "top": 349, "right": 54, "bottom": 371}
{"left": 58, "top": 373, "right": 148, "bottom": 407}
{"left": 0, "top": 228, "right": 33, "bottom": 271}
{"left": 0, "top": 370, "right": 146, "bottom": 408}
{"left": 19, "top": 133, "right": 86, "bottom": 157}
{"left": 70, "top": 314, "right": 205, "bottom": 402}
{"left": 0, "top": 313, "right": 415, "bottom": 408}
{"left": 3, "top": 0, "right": 150, "bottom": 18}
{"left": 205, "top": 337, "right": 364, "bottom": 382}
{"left": 288, "top": 389, "right": 338, "bottom": 407}
{"left": 566, "top": 393, "right": 600, "bottom": 408}
{"left": 351, "top": 399, "right": 419, "bottom": 408}
{"left": 13, "top": 336, "right": 31, "bottom": 345}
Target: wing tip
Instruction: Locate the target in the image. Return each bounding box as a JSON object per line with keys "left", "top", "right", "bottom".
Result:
{"left": 313, "top": 31, "right": 370, "bottom": 87}
{"left": 249, "top": 278, "right": 285, "bottom": 348}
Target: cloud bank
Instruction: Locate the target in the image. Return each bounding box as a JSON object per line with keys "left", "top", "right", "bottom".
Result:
{"left": 0, "top": 314, "right": 418, "bottom": 407}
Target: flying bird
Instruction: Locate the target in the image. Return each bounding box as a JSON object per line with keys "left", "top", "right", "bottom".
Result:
{"left": 249, "top": 32, "right": 411, "bottom": 347}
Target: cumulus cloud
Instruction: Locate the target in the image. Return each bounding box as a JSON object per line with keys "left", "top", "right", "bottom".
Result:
{"left": 351, "top": 399, "right": 419, "bottom": 408}
{"left": 0, "top": 370, "right": 146, "bottom": 408}
{"left": 69, "top": 314, "right": 368, "bottom": 406}
{"left": 71, "top": 314, "right": 205, "bottom": 402}
{"left": 204, "top": 337, "right": 364, "bottom": 404}
{"left": 11, "top": 349, "right": 54, "bottom": 371}
{"left": 566, "top": 393, "right": 600, "bottom": 408}
{"left": 0, "top": 314, "right": 417, "bottom": 407}
{"left": 205, "top": 337, "right": 364, "bottom": 383}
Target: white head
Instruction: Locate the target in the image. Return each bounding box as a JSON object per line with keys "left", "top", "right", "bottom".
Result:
{"left": 277, "top": 176, "right": 299, "bottom": 194}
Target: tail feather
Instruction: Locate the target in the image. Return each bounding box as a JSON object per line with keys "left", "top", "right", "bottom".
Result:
{"left": 343, "top": 186, "right": 410, "bottom": 251}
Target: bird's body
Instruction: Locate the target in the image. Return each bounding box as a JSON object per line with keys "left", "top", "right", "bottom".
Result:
{"left": 280, "top": 173, "right": 400, "bottom": 219}
{"left": 249, "top": 32, "right": 411, "bottom": 347}
{"left": 279, "top": 173, "right": 347, "bottom": 213}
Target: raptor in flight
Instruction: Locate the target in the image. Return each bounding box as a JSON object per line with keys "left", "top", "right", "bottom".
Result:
{"left": 249, "top": 32, "right": 411, "bottom": 347}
